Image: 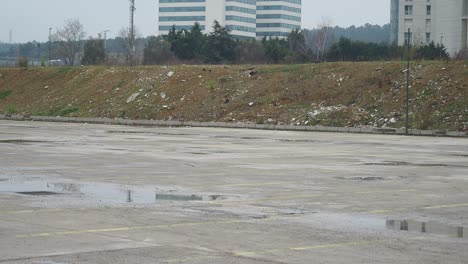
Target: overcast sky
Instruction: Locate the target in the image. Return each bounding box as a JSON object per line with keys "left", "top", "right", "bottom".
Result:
{"left": 1, "top": 0, "right": 390, "bottom": 43}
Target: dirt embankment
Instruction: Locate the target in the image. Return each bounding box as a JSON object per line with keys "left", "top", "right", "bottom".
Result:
{"left": 0, "top": 62, "right": 467, "bottom": 131}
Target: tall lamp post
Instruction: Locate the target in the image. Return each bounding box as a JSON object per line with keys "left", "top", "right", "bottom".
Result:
{"left": 405, "top": 28, "right": 411, "bottom": 135}
{"left": 48, "top": 27, "right": 52, "bottom": 66}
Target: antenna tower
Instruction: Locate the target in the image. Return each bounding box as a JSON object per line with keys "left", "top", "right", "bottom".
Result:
{"left": 129, "top": 0, "right": 135, "bottom": 66}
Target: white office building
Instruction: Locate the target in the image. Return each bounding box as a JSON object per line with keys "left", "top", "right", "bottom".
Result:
{"left": 158, "top": 0, "right": 302, "bottom": 39}
{"left": 390, "top": 0, "right": 468, "bottom": 57}
{"left": 256, "top": 0, "right": 302, "bottom": 39}
{"left": 158, "top": 0, "right": 257, "bottom": 39}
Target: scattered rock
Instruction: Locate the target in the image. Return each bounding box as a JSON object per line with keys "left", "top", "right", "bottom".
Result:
{"left": 43, "top": 86, "right": 49, "bottom": 90}
{"left": 126, "top": 93, "right": 139, "bottom": 103}
{"left": 160, "top": 92, "right": 166, "bottom": 99}
{"left": 248, "top": 102, "right": 254, "bottom": 107}
{"left": 167, "top": 71, "right": 174, "bottom": 77}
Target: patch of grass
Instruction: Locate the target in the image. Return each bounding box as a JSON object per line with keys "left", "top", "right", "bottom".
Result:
{"left": 57, "top": 107, "right": 79, "bottom": 116}
{"left": 118, "top": 110, "right": 127, "bottom": 118}
{"left": 48, "top": 67, "right": 73, "bottom": 79}
{"left": 114, "top": 81, "right": 126, "bottom": 89}
{"left": 259, "top": 65, "right": 302, "bottom": 74}
{"left": 0, "top": 90, "right": 12, "bottom": 100}
{"left": 33, "top": 107, "right": 79, "bottom": 117}
{"left": 280, "top": 64, "right": 301, "bottom": 73}
{"left": 6, "top": 104, "right": 16, "bottom": 114}
{"left": 207, "top": 80, "right": 217, "bottom": 90}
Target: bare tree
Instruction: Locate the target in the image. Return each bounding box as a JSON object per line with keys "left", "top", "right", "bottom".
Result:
{"left": 118, "top": 26, "right": 142, "bottom": 65}
{"left": 53, "top": 18, "right": 86, "bottom": 66}
{"left": 313, "top": 17, "right": 333, "bottom": 62}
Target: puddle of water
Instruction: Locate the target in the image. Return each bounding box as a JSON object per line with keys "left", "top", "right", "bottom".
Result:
{"left": 292, "top": 213, "right": 465, "bottom": 240}
{"left": 155, "top": 194, "right": 224, "bottom": 201}
{"left": 450, "top": 154, "right": 468, "bottom": 157}
{"left": 0, "top": 181, "right": 226, "bottom": 205}
{"left": 17, "top": 191, "right": 61, "bottom": 196}
{"left": 0, "top": 140, "right": 48, "bottom": 144}
{"left": 361, "top": 161, "right": 465, "bottom": 167}
{"left": 337, "top": 176, "right": 385, "bottom": 181}
{"left": 386, "top": 220, "right": 464, "bottom": 239}
{"left": 156, "top": 194, "right": 203, "bottom": 201}
{"left": 278, "top": 139, "right": 318, "bottom": 143}
{"left": 107, "top": 130, "right": 146, "bottom": 134}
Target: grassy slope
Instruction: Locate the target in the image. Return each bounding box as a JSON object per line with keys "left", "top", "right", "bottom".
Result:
{"left": 0, "top": 62, "right": 467, "bottom": 131}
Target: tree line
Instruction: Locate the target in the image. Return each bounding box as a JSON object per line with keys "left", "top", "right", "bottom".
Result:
{"left": 0, "top": 19, "right": 456, "bottom": 67}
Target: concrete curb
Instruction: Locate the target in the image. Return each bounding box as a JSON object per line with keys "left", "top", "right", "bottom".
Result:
{"left": 0, "top": 114, "right": 467, "bottom": 138}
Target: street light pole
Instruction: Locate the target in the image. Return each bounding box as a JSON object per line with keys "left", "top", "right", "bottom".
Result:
{"left": 48, "top": 27, "right": 52, "bottom": 66}
{"left": 406, "top": 28, "right": 411, "bottom": 135}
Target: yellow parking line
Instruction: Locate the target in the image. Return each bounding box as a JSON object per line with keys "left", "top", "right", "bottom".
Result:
{"left": 233, "top": 241, "right": 373, "bottom": 256}
{"left": 80, "top": 175, "right": 175, "bottom": 181}
{"left": 422, "top": 203, "right": 468, "bottom": 210}
{"left": 164, "top": 256, "right": 225, "bottom": 263}
{"left": 210, "top": 189, "right": 416, "bottom": 205}
{"left": 3, "top": 209, "right": 64, "bottom": 214}
{"left": 208, "top": 194, "right": 324, "bottom": 205}
{"left": 367, "top": 209, "right": 403, "bottom": 214}
{"left": 15, "top": 219, "right": 258, "bottom": 238}
{"left": 353, "top": 189, "right": 415, "bottom": 195}
{"left": 367, "top": 203, "right": 468, "bottom": 214}
{"left": 214, "top": 181, "right": 294, "bottom": 188}
{"left": 163, "top": 240, "right": 375, "bottom": 262}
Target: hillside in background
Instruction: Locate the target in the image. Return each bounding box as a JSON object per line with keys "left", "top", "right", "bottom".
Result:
{"left": 0, "top": 62, "right": 467, "bottom": 131}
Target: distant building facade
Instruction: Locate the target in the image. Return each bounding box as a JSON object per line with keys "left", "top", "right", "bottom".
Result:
{"left": 255, "top": 0, "right": 302, "bottom": 39}
{"left": 158, "top": 0, "right": 301, "bottom": 39}
{"left": 390, "top": 0, "right": 468, "bottom": 56}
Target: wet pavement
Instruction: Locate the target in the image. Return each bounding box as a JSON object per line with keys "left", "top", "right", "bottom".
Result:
{"left": 0, "top": 120, "right": 467, "bottom": 263}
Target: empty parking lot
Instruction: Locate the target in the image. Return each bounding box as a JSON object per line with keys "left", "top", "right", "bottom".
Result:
{"left": 0, "top": 120, "right": 467, "bottom": 263}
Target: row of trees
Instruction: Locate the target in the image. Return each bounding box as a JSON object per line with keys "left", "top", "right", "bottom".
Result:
{"left": 142, "top": 22, "right": 313, "bottom": 64}
{"left": 326, "top": 37, "right": 449, "bottom": 61}
{"left": 0, "top": 19, "right": 456, "bottom": 67}
{"left": 0, "top": 18, "right": 139, "bottom": 66}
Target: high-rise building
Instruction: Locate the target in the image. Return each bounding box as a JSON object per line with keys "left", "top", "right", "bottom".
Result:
{"left": 390, "top": 0, "right": 468, "bottom": 57}
{"left": 255, "top": 0, "right": 302, "bottom": 40}
{"left": 157, "top": 0, "right": 302, "bottom": 40}
{"left": 158, "top": 0, "right": 257, "bottom": 39}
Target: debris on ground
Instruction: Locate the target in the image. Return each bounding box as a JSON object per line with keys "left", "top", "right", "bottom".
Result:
{"left": 0, "top": 62, "right": 466, "bottom": 131}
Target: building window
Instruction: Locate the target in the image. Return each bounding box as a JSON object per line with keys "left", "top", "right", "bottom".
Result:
{"left": 427, "top": 5, "right": 431, "bottom": 15}
{"left": 426, "top": 33, "right": 431, "bottom": 43}
{"left": 405, "top": 5, "right": 413, "bottom": 15}
{"left": 404, "top": 32, "right": 413, "bottom": 45}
